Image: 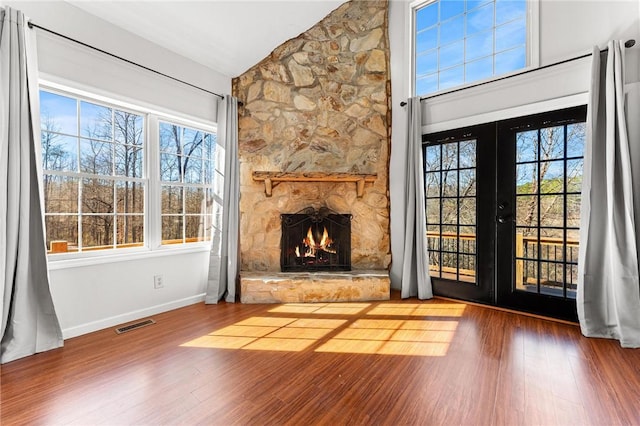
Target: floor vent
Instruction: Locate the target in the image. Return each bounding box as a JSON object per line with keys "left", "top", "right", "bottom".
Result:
{"left": 115, "top": 319, "right": 156, "bottom": 334}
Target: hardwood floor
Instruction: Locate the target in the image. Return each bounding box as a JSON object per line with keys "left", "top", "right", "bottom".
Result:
{"left": 2, "top": 293, "right": 640, "bottom": 425}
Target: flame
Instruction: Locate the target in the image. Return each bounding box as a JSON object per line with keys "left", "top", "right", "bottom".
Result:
{"left": 306, "top": 227, "right": 316, "bottom": 248}
{"left": 320, "top": 227, "right": 331, "bottom": 248}
{"left": 296, "top": 226, "right": 337, "bottom": 257}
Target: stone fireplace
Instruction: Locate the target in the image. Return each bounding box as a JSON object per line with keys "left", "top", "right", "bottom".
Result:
{"left": 234, "top": 0, "right": 391, "bottom": 303}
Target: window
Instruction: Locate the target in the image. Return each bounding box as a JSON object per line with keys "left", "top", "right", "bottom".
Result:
{"left": 40, "top": 90, "right": 145, "bottom": 254}
{"left": 39, "top": 88, "right": 218, "bottom": 256}
{"left": 413, "top": 0, "right": 531, "bottom": 96}
{"left": 159, "top": 122, "right": 217, "bottom": 245}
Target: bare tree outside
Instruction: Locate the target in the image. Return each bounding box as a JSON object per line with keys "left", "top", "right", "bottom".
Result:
{"left": 515, "top": 123, "right": 585, "bottom": 295}
{"left": 40, "top": 91, "right": 145, "bottom": 253}
{"left": 515, "top": 124, "right": 584, "bottom": 237}
{"left": 40, "top": 90, "right": 217, "bottom": 254}
{"left": 425, "top": 139, "right": 477, "bottom": 282}
{"left": 41, "top": 113, "right": 79, "bottom": 250}
{"left": 160, "top": 122, "right": 216, "bottom": 245}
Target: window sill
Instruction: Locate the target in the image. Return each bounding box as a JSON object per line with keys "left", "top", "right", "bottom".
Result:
{"left": 47, "top": 244, "right": 212, "bottom": 270}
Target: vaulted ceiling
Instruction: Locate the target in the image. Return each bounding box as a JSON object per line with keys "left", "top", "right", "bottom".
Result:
{"left": 68, "top": 1, "right": 347, "bottom": 77}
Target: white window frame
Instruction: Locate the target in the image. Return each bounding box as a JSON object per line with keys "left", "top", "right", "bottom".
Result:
{"left": 409, "top": 0, "right": 539, "bottom": 97}
{"left": 39, "top": 80, "right": 218, "bottom": 267}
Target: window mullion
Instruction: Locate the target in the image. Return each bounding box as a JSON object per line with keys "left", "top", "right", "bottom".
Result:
{"left": 77, "top": 98, "right": 83, "bottom": 251}
{"left": 78, "top": 177, "right": 84, "bottom": 251}
{"left": 112, "top": 108, "right": 117, "bottom": 249}
{"left": 147, "top": 114, "right": 161, "bottom": 249}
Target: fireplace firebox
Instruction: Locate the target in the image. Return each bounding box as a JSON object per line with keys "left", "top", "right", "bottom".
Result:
{"left": 281, "top": 207, "right": 351, "bottom": 272}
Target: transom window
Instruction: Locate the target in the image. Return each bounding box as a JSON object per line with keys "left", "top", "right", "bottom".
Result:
{"left": 413, "top": 0, "right": 529, "bottom": 96}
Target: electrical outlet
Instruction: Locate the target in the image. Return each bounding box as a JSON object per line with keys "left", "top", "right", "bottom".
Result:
{"left": 153, "top": 275, "right": 164, "bottom": 289}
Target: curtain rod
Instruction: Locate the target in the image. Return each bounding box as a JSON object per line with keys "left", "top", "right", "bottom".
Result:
{"left": 27, "top": 21, "right": 225, "bottom": 101}
{"left": 400, "top": 39, "right": 636, "bottom": 107}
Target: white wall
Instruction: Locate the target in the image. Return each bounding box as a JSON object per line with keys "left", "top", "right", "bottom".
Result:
{"left": 49, "top": 251, "right": 211, "bottom": 338}
{"left": 388, "top": 0, "right": 640, "bottom": 289}
{"left": 2, "top": 1, "right": 232, "bottom": 338}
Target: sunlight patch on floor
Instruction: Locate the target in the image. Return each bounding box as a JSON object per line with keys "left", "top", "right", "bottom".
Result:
{"left": 366, "top": 303, "right": 466, "bottom": 317}
{"left": 269, "top": 303, "right": 370, "bottom": 315}
{"left": 235, "top": 317, "right": 298, "bottom": 327}
{"left": 180, "top": 316, "right": 347, "bottom": 352}
{"left": 314, "top": 318, "right": 458, "bottom": 356}
{"left": 181, "top": 302, "right": 462, "bottom": 356}
{"left": 242, "top": 337, "right": 317, "bottom": 352}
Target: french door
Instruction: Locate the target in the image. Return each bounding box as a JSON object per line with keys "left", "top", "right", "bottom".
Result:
{"left": 424, "top": 106, "right": 586, "bottom": 321}
{"left": 424, "top": 124, "right": 496, "bottom": 304}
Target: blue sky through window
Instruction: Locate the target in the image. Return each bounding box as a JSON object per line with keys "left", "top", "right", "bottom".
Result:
{"left": 40, "top": 91, "right": 77, "bottom": 135}
{"left": 415, "top": 0, "right": 528, "bottom": 96}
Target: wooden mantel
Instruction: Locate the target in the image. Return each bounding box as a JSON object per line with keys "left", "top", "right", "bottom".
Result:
{"left": 252, "top": 171, "right": 377, "bottom": 198}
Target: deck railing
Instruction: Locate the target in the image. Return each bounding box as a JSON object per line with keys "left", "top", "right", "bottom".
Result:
{"left": 47, "top": 237, "right": 208, "bottom": 254}
{"left": 427, "top": 232, "right": 579, "bottom": 289}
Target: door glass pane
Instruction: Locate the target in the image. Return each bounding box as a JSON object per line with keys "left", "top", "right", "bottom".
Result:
{"left": 540, "top": 160, "right": 564, "bottom": 193}
{"left": 423, "top": 139, "right": 477, "bottom": 284}
{"left": 426, "top": 198, "right": 441, "bottom": 224}
{"left": 514, "top": 120, "right": 585, "bottom": 300}
{"left": 442, "top": 198, "right": 458, "bottom": 224}
{"left": 459, "top": 198, "right": 476, "bottom": 225}
{"left": 426, "top": 172, "right": 441, "bottom": 197}
{"left": 442, "top": 171, "right": 458, "bottom": 196}
{"left": 426, "top": 145, "right": 441, "bottom": 169}
{"left": 540, "top": 126, "right": 565, "bottom": 160}
{"left": 516, "top": 163, "right": 537, "bottom": 194}
{"left": 566, "top": 194, "right": 581, "bottom": 227}
{"left": 567, "top": 123, "right": 586, "bottom": 158}
{"left": 459, "top": 169, "right": 476, "bottom": 196}
{"left": 459, "top": 141, "right": 476, "bottom": 167}
{"left": 516, "top": 195, "right": 537, "bottom": 227}
{"left": 516, "top": 130, "right": 538, "bottom": 162}
{"left": 539, "top": 194, "right": 564, "bottom": 227}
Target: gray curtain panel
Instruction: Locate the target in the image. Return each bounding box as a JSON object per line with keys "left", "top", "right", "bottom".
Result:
{"left": 577, "top": 41, "right": 640, "bottom": 348}
{"left": 205, "top": 95, "right": 240, "bottom": 304}
{"left": 401, "top": 97, "right": 432, "bottom": 299}
{"left": 0, "top": 7, "right": 63, "bottom": 363}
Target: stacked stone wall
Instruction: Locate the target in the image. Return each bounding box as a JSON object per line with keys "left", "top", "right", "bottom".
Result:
{"left": 234, "top": 0, "right": 391, "bottom": 272}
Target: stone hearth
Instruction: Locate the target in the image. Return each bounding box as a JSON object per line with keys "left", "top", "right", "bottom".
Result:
{"left": 240, "top": 271, "right": 390, "bottom": 304}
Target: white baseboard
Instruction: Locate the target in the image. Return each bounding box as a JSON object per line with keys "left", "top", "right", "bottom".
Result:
{"left": 61, "top": 293, "right": 206, "bottom": 339}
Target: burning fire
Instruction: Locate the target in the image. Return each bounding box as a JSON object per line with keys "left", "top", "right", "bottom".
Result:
{"left": 297, "top": 226, "right": 337, "bottom": 258}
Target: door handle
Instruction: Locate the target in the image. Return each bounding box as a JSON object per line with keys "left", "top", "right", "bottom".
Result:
{"left": 496, "top": 214, "right": 513, "bottom": 224}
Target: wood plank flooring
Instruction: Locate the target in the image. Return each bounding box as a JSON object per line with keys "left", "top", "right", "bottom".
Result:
{"left": 2, "top": 294, "right": 640, "bottom": 425}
